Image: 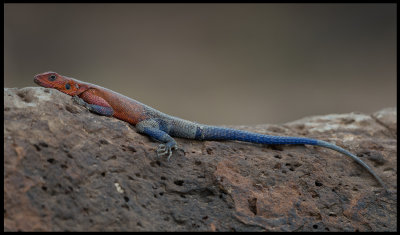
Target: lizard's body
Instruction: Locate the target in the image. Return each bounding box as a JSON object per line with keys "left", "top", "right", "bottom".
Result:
{"left": 33, "top": 72, "right": 387, "bottom": 190}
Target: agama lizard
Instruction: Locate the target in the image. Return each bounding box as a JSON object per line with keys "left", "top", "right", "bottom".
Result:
{"left": 33, "top": 71, "right": 387, "bottom": 190}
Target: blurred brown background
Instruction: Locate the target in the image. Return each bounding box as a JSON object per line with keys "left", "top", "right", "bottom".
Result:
{"left": 4, "top": 4, "right": 396, "bottom": 125}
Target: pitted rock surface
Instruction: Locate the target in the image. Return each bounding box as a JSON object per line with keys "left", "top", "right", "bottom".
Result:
{"left": 4, "top": 87, "right": 397, "bottom": 231}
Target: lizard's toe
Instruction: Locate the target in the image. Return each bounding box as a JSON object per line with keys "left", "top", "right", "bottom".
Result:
{"left": 156, "top": 143, "right": 178, "bottom": 160}
{"left": 157, "top": 144, "right": 167, "bottom": 153}
{"left": 157, "top": 144, "right": 169, "bottom": 157}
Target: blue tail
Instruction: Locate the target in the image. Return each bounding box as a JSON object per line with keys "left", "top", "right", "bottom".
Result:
{"left": 200, "top": 126, "right": 386, "bottom": 190}
{"left": 200, "top": 126, "right": 319, "bottom": 145}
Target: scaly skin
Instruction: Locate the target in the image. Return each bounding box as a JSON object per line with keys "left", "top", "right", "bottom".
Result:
{"left": 33, "top": 71, "right": 387, "bottom": 190}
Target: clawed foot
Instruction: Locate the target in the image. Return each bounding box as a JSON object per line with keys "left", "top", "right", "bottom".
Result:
{"left": 72, "top": 96, "right": 92, "bottom": 110}
{"left": 72, "top": 95, "right": 84, "bottom": 105}
{"left": 156, "top": 143, "right": 178, "bottom": 161}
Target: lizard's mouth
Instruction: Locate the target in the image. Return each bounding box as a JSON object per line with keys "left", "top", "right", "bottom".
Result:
{"left": 34, "top": 76, "right": 53, "bottom": 88}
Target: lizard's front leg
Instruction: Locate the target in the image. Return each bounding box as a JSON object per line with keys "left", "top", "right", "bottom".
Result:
{"left": 136, "top": 120, "right": 178, "bottom": 160}
{"left": 72, "top": 95, "right": 114, "bottom": 117}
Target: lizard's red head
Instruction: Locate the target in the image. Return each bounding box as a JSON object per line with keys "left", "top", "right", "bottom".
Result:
{"left": 34, "top": 71, "right": 86, "bottom": 96}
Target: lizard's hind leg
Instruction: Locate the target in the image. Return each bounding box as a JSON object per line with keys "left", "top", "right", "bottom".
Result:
{"left": 136, "top": 120, "right": 178, "bottom": 160}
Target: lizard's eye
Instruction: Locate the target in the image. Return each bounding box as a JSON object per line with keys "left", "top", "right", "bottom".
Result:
{"left": 49, "top": 75, "right": 56, "bottom": 81}
{"left": 65, "top": 83, "right": 71, "bottom": 90}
